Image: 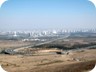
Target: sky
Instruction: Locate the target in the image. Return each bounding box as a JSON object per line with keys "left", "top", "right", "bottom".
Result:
{"left": 0, "top": 0, "right": 96, "bottom": 31}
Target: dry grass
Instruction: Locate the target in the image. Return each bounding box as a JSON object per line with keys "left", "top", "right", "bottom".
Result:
{"left": 0, "top": 40, "right": 96, "bottom": 72}
{"left": 36, "top": 60, "right": 64, "bottom": 66}
{"left": 0, "top": 40, "right": 31, "bottom": 49}
{"left": 0, "top": 49, "right": 95, "bottom": 72}
{"left": 32, "top": 60, "right": 96, "bottom": 72}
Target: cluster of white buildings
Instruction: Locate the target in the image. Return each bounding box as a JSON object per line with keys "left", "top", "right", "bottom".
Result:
{"left": 0, "top": 29, "right": 96, "bottom": 38}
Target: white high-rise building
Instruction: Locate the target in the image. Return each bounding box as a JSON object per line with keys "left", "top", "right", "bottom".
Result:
{"left": 13, "top": 31, "right": 17, "bottom": 37}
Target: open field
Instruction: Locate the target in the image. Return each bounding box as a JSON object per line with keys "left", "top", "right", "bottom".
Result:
{"left": 0, "top": 40, "right": 31, "bottom": 49}
{"left": 0, "top": 49, "right": 96, "bottom": 72}
{"left": 0, "top": 37, "right": 96, "bottom": 72}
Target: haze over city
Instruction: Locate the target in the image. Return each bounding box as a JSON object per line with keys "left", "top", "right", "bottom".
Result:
{"left": 0, "top": 0, "right": 96, "bottom": 31}
{"left": 0, "top": 0, "right": 96, "bottom": 72}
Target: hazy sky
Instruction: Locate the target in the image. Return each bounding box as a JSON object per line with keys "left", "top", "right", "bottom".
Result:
{"left": 0, "top": 0, "right": 96, "bottom": 31}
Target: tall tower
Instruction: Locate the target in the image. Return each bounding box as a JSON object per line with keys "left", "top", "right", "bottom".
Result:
{"left": 13, "top": 31, "right": 17, "bottom": 37}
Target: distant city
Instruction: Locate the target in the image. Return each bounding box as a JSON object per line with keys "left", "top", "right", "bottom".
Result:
{"left": 0, "top": 29, "right": 95, "bottom": 41}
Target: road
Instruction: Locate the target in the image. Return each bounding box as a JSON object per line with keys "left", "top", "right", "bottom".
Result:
{"left": 2, "top": 34, "right": 96, "bottom": 55}
{"left": 3, "top": 35, "right": 70, "bottom": 54}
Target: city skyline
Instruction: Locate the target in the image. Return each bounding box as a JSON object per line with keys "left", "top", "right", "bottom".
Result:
{"left": 0, "top": 0, "right": 96, "bottom": 31}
